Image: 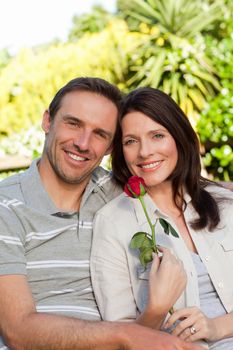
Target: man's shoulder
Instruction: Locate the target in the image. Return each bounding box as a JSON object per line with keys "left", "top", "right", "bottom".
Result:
{"left": 96, "top": 192, "right": 131, "bottom": 219}
{"left": 0, "top": 172, "right": 23, "bottom": 200}
{"left": 0, "top": 160, "right": 39, "bottom": 204}
{"left": 92, "top": 167, "right": 122, "bottom": 201}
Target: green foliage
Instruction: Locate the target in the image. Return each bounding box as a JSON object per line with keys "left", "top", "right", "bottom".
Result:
{"left": 68, "top": 5, "right": 113, "bottom": 41}
{"left": 116, "top": 0, "right": 140, "bottom": 29}
{"left": 127, "top": 33, "right": 219, "bottom": 121}
{"left": 197, "top": 89, "right": 233, "bottom": 145}
{"left": 117, "top": 0, "right": 224, "bottom": 123}
{"left": 118, "top": 0, "right": 224, "bottom": 38}
{"left": 197, "top": 27, "right": 233, "bottom": 180}
{"left": 201, "top": 145, "right": 233, "bottom": 181}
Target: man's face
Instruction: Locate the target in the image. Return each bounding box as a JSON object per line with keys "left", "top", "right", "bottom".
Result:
{"left": 42, "top": 90, "right": 118, "bottom": 186}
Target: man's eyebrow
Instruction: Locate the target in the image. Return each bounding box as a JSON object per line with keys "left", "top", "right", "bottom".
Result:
{"left": 62, "top": 114, "right": 82, "bottom": 122}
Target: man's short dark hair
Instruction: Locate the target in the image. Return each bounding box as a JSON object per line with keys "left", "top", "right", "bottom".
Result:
{"left": 48, "top": 77, "right": 123, "bottom": 120}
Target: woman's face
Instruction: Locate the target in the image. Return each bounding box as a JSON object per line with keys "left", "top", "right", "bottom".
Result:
{"left": 122, "top": 111, "right": 178, "bottom": 190}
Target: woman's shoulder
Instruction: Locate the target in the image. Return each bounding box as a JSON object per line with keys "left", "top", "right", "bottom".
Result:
{"left": 206, "top": 183, "right": 233, "bottom": 200}
{"left": 205, "top": 184, "right": 233, "bottom": 220}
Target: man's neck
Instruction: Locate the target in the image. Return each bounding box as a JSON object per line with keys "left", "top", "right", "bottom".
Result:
{"left": 37, "top": 158, "right": 90, "bottom": 212}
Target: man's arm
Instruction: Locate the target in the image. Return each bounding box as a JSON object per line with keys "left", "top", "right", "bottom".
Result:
{"left": 0, "top": 275, "right": 202, "bottom": 350}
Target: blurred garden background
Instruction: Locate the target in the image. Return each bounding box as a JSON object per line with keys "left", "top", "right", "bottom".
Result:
{"left": 0, "top": 0, "right": 232, "bottom": 181}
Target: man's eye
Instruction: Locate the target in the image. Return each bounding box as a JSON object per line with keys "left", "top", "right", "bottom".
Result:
{"left": 96, "top": 131, "right": 107, "bottom": 139}
{"left": 66, "top": 120, "right": 80, "bottom": 128}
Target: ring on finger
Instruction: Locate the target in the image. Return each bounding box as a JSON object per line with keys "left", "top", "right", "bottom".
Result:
{"left": 190, "top": 326, "right": 197, "bottom": 335}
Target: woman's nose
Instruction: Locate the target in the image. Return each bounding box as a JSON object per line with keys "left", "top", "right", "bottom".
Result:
{"left": 139, "top": 140, "right": 153, "bottom": 158}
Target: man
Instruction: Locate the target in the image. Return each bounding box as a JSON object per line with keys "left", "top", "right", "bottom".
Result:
{"left": 0, "top": 77, "right": 201, "bottom": 349}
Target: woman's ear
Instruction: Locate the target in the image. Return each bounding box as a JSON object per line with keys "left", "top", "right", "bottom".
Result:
{"left": 41, "top": 110, "right": 51, "bottom": 133}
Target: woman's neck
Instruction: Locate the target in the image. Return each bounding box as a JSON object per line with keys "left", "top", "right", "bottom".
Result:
{"left": 147, "top": 182, "right": 182, "bottom": 218}
{"left": 148, "top": 182, "right": 197, "bottom": 252}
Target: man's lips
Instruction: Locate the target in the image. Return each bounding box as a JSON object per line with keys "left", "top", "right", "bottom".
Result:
{"left": 138, "top": 160, "right": 162, "bottom": 169}
{"left": 67, "top": 151, "right": 89, "bottom": 161}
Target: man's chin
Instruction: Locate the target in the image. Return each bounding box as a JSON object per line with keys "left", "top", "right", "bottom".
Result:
{"left": 59, "top": 172, "right": 92, "bottom": 186}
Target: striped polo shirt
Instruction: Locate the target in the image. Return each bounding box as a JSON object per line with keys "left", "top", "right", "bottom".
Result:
{"left": 0, "top": 159, "right": 121, "bottom": 349}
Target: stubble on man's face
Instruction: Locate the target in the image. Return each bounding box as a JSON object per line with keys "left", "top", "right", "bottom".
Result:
{"left": 41, "top": 91, "right": 118, "bottom": 186}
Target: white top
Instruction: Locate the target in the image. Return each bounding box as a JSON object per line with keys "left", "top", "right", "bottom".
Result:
{"left": 191, "top": 252, "right": 233, "bottom": 349}
{"left": 90, "top": 185, "right": 233, "bottom": 349}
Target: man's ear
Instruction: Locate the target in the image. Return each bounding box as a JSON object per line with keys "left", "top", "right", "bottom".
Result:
{"left": 42, "top": 110, "right": 51, "bottom": 133}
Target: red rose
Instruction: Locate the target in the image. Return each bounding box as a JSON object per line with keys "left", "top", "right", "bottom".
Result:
{"left": 125, "top": 176, "right": 178, "bottom": 277}
{"left": 124, "top": 176, "right": 146, "bottom": 198}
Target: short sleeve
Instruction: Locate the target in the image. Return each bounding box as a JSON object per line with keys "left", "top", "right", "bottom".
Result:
{"left": 0, "top": 197, "right": 27, "bottom": 275}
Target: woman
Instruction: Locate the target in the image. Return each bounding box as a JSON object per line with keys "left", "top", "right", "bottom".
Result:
{"left": 90, "top": 87, "right": 233, "bottom": 349}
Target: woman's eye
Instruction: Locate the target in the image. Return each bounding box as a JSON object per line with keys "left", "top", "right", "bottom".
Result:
{"left": 153, "top": 133, "right": 164, "bottom": 139}
{"left": 123, "top": 139, "right": 136, "bottom": 145}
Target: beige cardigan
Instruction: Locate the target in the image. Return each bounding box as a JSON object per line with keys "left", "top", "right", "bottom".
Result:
{"left": 91, "top": 185, "right": 233, "bottom": 347}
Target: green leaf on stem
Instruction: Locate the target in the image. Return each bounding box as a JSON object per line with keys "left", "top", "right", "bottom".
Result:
{"left": 159, "top": 218, "right": 169, "bottom": 234}
{"left": 159, "top": 218, "right": 179, "bottom": 238}
{"left": 169, "top": 224, "right": 179, "bottom": 238}
{"left": 130, "top": 232, "right": 152, "bottom": 249}
{"left": 139, "top": 247, "right": 154, "bottom": 268}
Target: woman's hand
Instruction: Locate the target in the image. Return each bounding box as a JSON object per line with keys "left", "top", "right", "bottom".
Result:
{"left": 147, "top": 246, "right": 187, "bottom": 316}
{"left": 136, "top": 246, "right": 187, "bottom": 329}
{"left": 164, "top": 306, "right": 218, "bottom": 342}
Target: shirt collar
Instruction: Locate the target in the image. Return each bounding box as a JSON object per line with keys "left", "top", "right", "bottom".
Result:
{"left": 132, "top": 191, "right": 192, "bottom": 226}
{"left": 132, "top": 193, "right": 161, "bottom": 225}
{"left": 20, "top": 159, "right": 109, "bottom": 215}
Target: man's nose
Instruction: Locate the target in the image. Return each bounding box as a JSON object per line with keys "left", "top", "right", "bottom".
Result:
{"left": 73, "top": 131, "right": 91, "bottom": 152}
